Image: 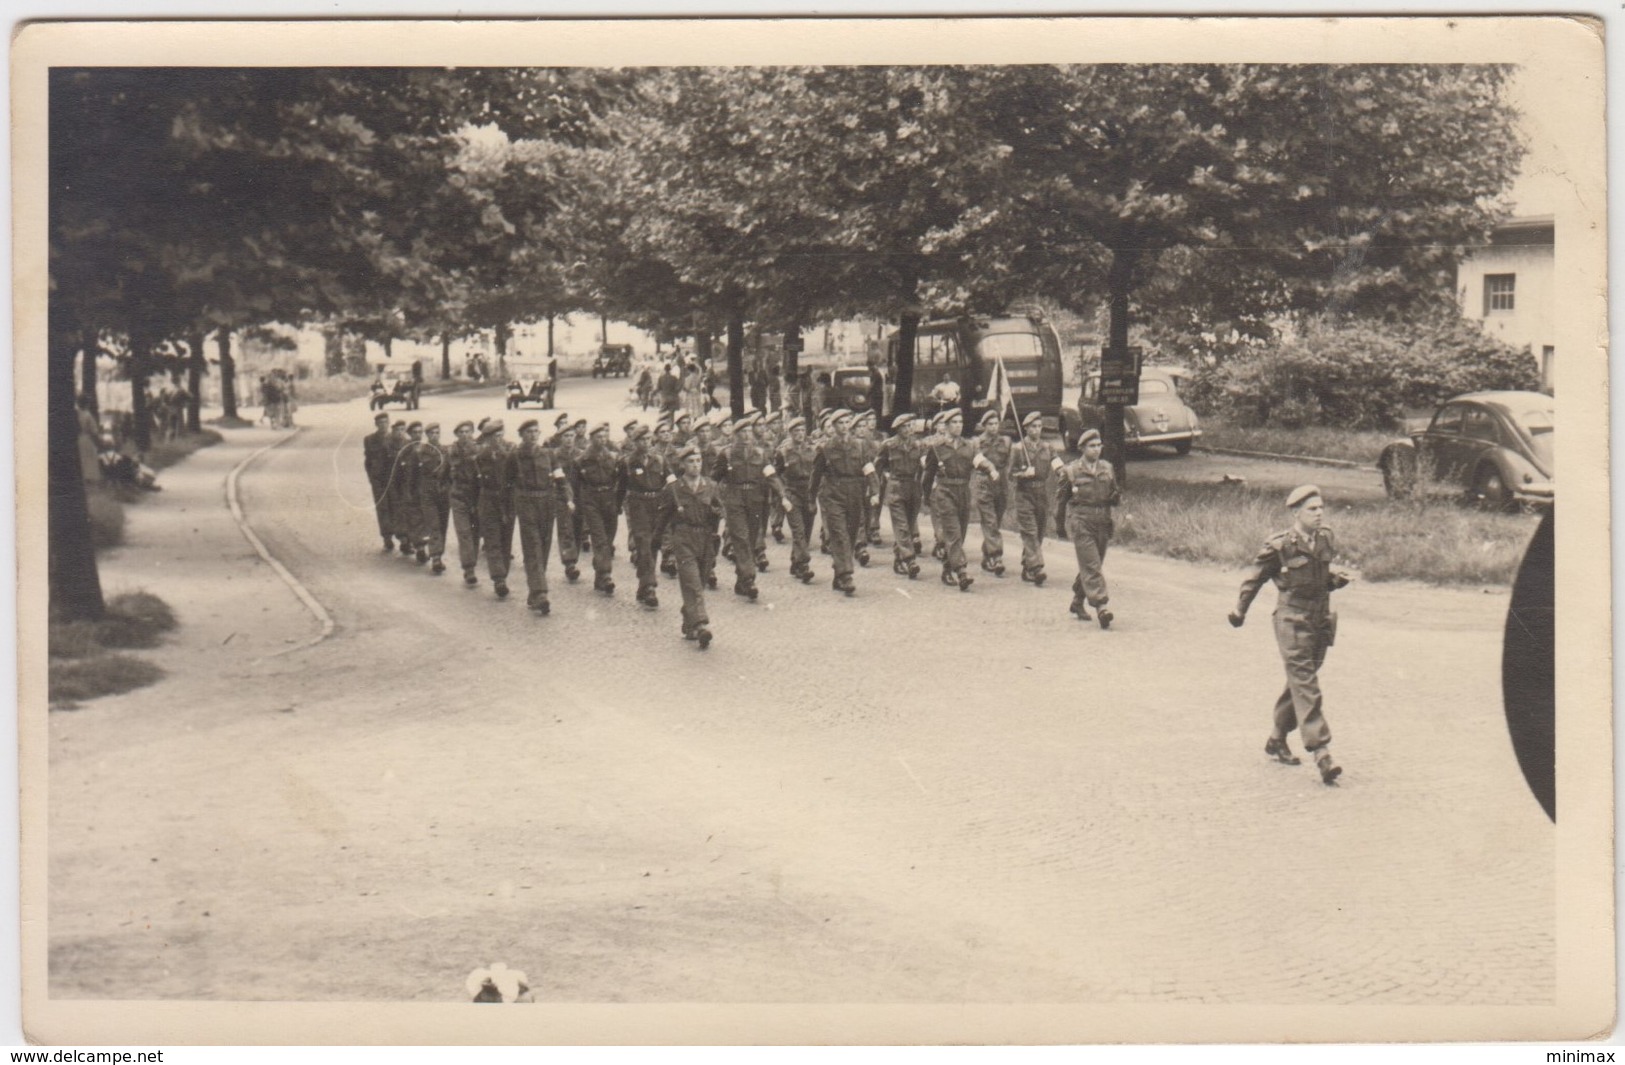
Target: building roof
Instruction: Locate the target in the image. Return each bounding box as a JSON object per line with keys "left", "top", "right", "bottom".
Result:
{"left": 1490, "top": 215, "right": 1555, "bottom": 247}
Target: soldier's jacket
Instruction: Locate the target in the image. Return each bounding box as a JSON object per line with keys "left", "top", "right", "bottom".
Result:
{"left": 1056, "top": 456, "right": 1120, "bottom": 509}
{"left": 714, "top": 439, "right": 773, "bottom": 489}
{"left": 653, "top": 475, "right": 724, "bottom": 541}
{"left": 509, "top": 440, "right": 571, "bottom": 501}
{"left": 1236, "top": 526, "right": 1345, "bottom": 615}
{"left": 620, "top": 444, "right": 673, "bottom": 499}
{"left": 475, "top": 439, "right": 517, "bottom": 499}
{"left": 1008, "top": 437, "right": 1060, "bottom": 489}
{"left": 809, "top": 437, "right": 876, "bottom": 499}
{"left": 921, "top": 433, "right": 979, "bottom": 492}
{"left": 448, "top": 439, "right": 482, "bottom": 500}
{"left": 974, "top": 433, "right": 1013, "bottom": 480}
{"left": 876, "top": 434, "right": 926, "bottom": 491}
{"left": 412, "top": 441, "right": 451, "bottom": 499}
{"left": 576, "top": 441, "right": 621, "bottom": 490}
{"left": 774, "top": 437, "right": 819, "bottom": 486}
{"left": 383, "top": 432, "right": 410, "bottom": 486}
{"left": 363, "top": 429, "right": 392, "bottom": 484}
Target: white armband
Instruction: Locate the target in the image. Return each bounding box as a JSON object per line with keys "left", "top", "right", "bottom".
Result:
{"left": 862, "top": 462, "right": 877, "bottom": 476}
{"left": 762, "top": 464, "right": 777, "bottom": 478}
{"left": 1050, "top": 457, "right": 1066, "bottom": 472}
{"left": 665, "top": 473, "right": 677, "bottom": 484}
{"left": 552, "top": 469, "right": 566, "bottom": 480}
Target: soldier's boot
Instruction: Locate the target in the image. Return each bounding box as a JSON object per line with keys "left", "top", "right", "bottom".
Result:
{"left": 494, "top": 580, "right": 510, "bottom": 600}
{"left": 912, "top": 537, "right": 923, "bottom": 556}
{"left": 1096, "top": 606, "right": 1113, "bottom": 630}
{"left": 956, "top": 569, "right": 975, "bottom": 592}
{"left": 415, "top": 547, "right": 429, "bottom": 564}
{"left": 833, "top": 573, "right": 856, "bottom": 596}
{"left": 941, "top": 567, "right": 956, "bottom": 587}
{"left": 932, "top": 542, "right": 946, "bottom": 561}
{"left": 755, "top": 552, "right": 769, "bottom": 572}
{"left": 705, "top": 571, "right": 719, "bottom": 590}
{"left": 772, "top": 522, "right": 786, "bottom": 543}
{"left": 681, "top": 620, "right": 697, "bottom": 641}
{"left": 565, "top": 564, "right": 581, "bottom": 583}
{"left": 855, "top": 547, "right": 871, "bottom": 568}
{"left": 528, "top": 593, "right": 551, "bottom": 615}
{"left": 1264, "top": 737, "right": 1302, "bottom": 766}
{"left": 381, "top": 537, "right": 395, "bottom": 553}
{"left": 734, "top": 578, "right": 758, "bottom": 602}
{"left": 431, "top": 557, "right": 446, "bottom": 575}
{"left": 695, "top": 625, "right": 713, "bottom": 650}
{"left": 893, "top": 556, "right": 908, "bottom": 576}
{"left": 463, "top": 569, "right": 478, "bottom": 587}
{"left": 595, "top": 573, "right": 615, "bottom": 595}
{"left": 661, "top": 556, "right": 678, "bottom": 578}
{"left": 1031, "top": 568, "right": 1046, "bottom": 587}
{"left": 638, "top": 588, "right": 659, "bottom": 609}
{"left": 399, "top": 541, "right": 415, "bottom": 556}
{"left": 722, "top": 541, "right": 736, "bottom": 563}
{"left": 1069, "top": 596, "right": 1091, "bottom": 621}
{"left": 819, "top": 533, "right": 830, "bottom": 555}
{"left": 1315, "top": 750, "right": 1343, "bottom": 786}
{"left": 981, "top": 554, "right": 1005, "bottom": 577}
{"left": 906, "top": 560, "right": 920, "bottom": 579}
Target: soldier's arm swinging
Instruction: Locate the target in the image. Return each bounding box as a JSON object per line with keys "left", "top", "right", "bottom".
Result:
{"left": 1231, "top": 540, "right": 1282, "bottom": 626}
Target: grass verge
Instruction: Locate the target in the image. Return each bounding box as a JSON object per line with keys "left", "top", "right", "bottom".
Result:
{"left": 1197, "top": 420, "right": 1397, "bottom": 465}
{"left": 1112, "top": 479, "right": 1539, "bottom": 586}
{"left": 145, "top": 428, "right": 222, "bottom": 471}
{"left": 49, "top": 591, "right": 177, "bottom": 707}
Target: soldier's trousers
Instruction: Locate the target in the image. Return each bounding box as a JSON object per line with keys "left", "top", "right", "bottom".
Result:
{"left": 1066, "top": 506, "right": 1112, "bottom": 607}
{"left": 514, "top": 490, "right": 557, "bottom": 600}
{"left": 670, "top": 524, "right": 711, "bottom": 631}
{"left": 393, "top": 491, "right": 422, "bottom": 546}
{"left": 625, "top": 494, "right": 662, "bottom": 593}
{"left": 819, "top": 477, "right": 866, "bottom": 579}
{"left": 579, "top": 486, "right": 619, "bottom": 578}
{"left": 1271, "top": 603, "right": 1333, "bottom": 751}
{"left": 478, "top": 495, "right": 516, "bottom": 582}
{"left": 369, "top": 477, "right": 393, "bottom": 542}
{"left": 887, "top": 483, "right": 922, "bottom": 563}
{"left": 784, "top": 482, "right": 816, "bottom": 571}
{"left": 929, "top": 480, "right": 971, "bottom": 573}
{"left": 1014, "top": 484, "right": 1049, "bottom": 573}
{"left": 724, "top": 486, "right": 769, "bottom": 585}
{"left": 418, "top": 491, "right": 450, "bottom": 559}
{"left": 972, "top": 473, "right": 1007, "bottom": 562}
{"left": 555, "top": 487, "right": 580, "bottom": 569}
{"left": 450, "top": 492, "right": 481, "bottom": 574}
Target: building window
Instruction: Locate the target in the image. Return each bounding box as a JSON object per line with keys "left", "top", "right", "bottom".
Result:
{"left": 1484, "top": 274, "right": 1516, "bottom": 313}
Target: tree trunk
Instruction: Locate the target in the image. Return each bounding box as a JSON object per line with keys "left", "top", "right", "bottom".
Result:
{"left": 893, "top": 312, "right": 920, "bottom": 416}
{"left": 128, "top": 333, "right": 152, "bottom": 454}
{"left": 50, "top": 320, "right": 105, "bottom": 621}
{"left": 494, "top": 321, "right": 510, "bottom": 380}
{"left": 79, "top": 328, "right": 99, "bottom": 416}
{"left": 547, "top": 315, "right": 555, "bottom": 358}
{"left": 726, "top": 318, "right": 746, "bottom": 419}
{"left": 217, "top": 328, "right": 240, "bottom": 421}
{"left": 440, "top": 332, "right": 452, "bottom": 380}
{"left": 186, "top": 331, "right": 204, "bottom": 432}
{"left": 1104, "top": 244, "right": 1138, "bottom": 485}
{"left": 601, "top": 313, "right": 609, "bottom": 345}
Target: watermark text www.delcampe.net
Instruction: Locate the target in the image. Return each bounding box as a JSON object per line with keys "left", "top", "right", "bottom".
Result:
{"left": 11, "top": 1052, "right": 163, "bottom": 1062}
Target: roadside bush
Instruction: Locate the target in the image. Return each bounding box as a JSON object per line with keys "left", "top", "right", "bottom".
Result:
{"left": 49, "top": 655, "right": 165, "bottom": 706}
{"left": 1190, "top": 315, "right": 1541, "bottom": 430}
{"left": 48, "top": 590, "right": 176, "bottom": 705}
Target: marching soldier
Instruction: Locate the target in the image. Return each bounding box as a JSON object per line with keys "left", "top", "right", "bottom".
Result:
{"left": 672, "top": 411, "right": 695, "bottom": 449}
{"left": 713, "top": 412, "right": 771, "bottom": 600}
{"left": 510, "top": 418, "right": 574, "bottom": 613}
{"left": 808, "top": 409, "right": 876, "bottom": 596}
{"left": 653, "top": 444, "right": 723, "bottom": 649}
{"left": 557, "top": 416, "right": 588, "bottom": 581}
{"left": 415, "top": 423, "right": 452, "bottom": 575}
{"left": 772, "top": 415, "right": 819, "bottom": 584}
{"left": 921, "top": 408, "right": 977, "bottom": 591}
{"left": 396, "top": 421, "right": 430, "bottom": 563}
{"left": 1008, "top": 410, "right": 1063, "bottom": 586}
{"left": 386, "top": 420, "right": 415, "bottom": 555}
{"left": 576, "top": 421, "right": 622, "bottom": 594}
{"left": 1055, "top": 428, "right": 1119, "bottom": 627}
{"left": 971, "top": 409, "right": 1012, "bottom": 577}
{"left": 854, "top": 410, "right": 884, "bottom": 549}
{"left": 474, "top": 419, "right": 518, "bottom": 599}
{"left": 875, "top": 412, "right": 924, "bottom": 578}
{"left": 765, "top": 409, "right": 788, "bottom": 543}
{"left": 363, "top": 411, "right": 396, "bottom": 552}
{"left": 1229, "top": 485, "right": 1352, "bottom": 785}
{"left": 620, "top": 421, "right": 672, "bottom": 608}
{"left": 447, "top": 420, "right": 483, "bottom": 585}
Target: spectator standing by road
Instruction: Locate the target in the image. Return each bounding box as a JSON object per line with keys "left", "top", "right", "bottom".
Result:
{"left": 1229, "top": 485, "right": 1352, "bottom": 786}
{"left": 656, "top": 363, "right": 682, "bottom": 415}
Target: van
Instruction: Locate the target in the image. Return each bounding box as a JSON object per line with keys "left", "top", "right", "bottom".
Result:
{"left": 885, "top": 315, "right": 1079, "bottom": 439}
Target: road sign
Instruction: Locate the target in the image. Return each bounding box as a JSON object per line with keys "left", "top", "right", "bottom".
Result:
{"left": 782, "top": 335, "right": 805, "bottom": 353}
{"left": 1099, "top": 345, "right": 1141, "bottom": 405}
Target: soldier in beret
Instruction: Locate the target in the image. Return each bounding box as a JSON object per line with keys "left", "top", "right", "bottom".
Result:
{"left": 652, "top": 444, "right": 723, "bottom": 649}
{"left": 474, "top": 419, "right": 517, "bottom": 599}
{"left": 713, "top": 412, "right": 771, "bottom": 600}
{"left": 415, "top": 423, "right": 452, "bottom": 574}
{"left": 1008, "top": 410, "right": 1064, "bottom": 586}
{"left": 921, "top": 408, "right": 977, "bottom": 591}
{"left": 510, "top": 418, "right": 574, "bottom": 613}
{"left": 808, "top": 409, "right": 875, "bottom": 596}
{"left": 1229, "top": 485, "right": 1353, "bottom": 785}
{"left": 620, "top": 422, "right": 671, "bottom": 608}
{"left": 1055, "top": 428, "right": 1119, "bottom": 626}
{"left": 447, "top": 420, "right": 483, "bottom": 585}
{"left": 772, "top": 415, "right": 819, "bottom": 583}
{"left": 576, "top": 421, "right": 622, "bottom": 594}
{"left": 971, "top": 408, "right": 1012, "bottom": 577}
{"left": 395, "top": 421, "right": 430, "bottom": 563}
{"left": 875, "top": 412, "right": 925, "bottom": 578}
{"left": 363, "top": 412, "right": 396, "bottom": 552}
{"left": 385, "top": 420, "right": 415, "bottom": 555}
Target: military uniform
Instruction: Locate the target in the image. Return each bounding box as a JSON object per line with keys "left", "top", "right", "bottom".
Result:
{"left": 383, "top": 426, "right": 415, "bottom": 554}
{"left": 363, "top": 418, "right": 395, "bottom": 549}
{"left": 921, "top": 415, "right": 978, "bottom": 589}
{"left": 1056, "top": 451, "right": 1120, "bottom": 624}
{"left": 1008, "top": 418, "right": 1061, "bottom": 584}
{"left": 809, "top": 417, "right": 875, "bottom": 594}
{"left": 713, "top": 422, "right": 773, "bottom": 596}
{"left": 474, "top": 429, "right": 518, "bottom": 594}
{"left": 575, "top": 430, "right": 622, "bottom": 593}
{"left": 509, "top": 430, "right": 573, "bottom": 610}
{"left": 773, "top": 426, "right": 820, "bottom": 582}
{"left": 653, "top": 463, "right": 723, "bottom": 647}
{"left": 1232, "top": 487, "right": 1349, "bottom": 783}
{"left": 549, "top": 419, "right": 583, "bottom": 581}
{"left": 875, "top": 418, "right": 925, "bottom": 576}
{"left": 413, "top": 430, "right": 452, "bottom": 571}
{"left": 621, "top": 429, "right": 672, "bottom": 605}
{"left": 447, "top": 426, "right": 483, "bottom": 583}
{"left": 972, "top": 419, "right": 1013, "bottom": 575}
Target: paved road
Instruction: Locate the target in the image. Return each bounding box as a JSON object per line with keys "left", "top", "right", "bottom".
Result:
{"left": 49, "top": 379, "right": 1553, "bottom": 1010}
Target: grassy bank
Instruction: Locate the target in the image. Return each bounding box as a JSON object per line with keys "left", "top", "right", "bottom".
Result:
{"left": 1197, "top": 420, "right": 1396, "bottom": 465}
{"left": 86, "top": 429, "right": 222, "bottom": 549}
{"left": 1112, "top": 479, "right": 1538, "bottom": 586}
{"left": 49, "top": 591, "right": 176, "bottom": 707}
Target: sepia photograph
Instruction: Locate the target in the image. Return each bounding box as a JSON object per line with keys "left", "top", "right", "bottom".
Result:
{"left": 14, "top": 13, "right": 1612, "bottom": 1048}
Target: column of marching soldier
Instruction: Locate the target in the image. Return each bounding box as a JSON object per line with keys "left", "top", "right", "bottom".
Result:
{"left": 360, "top": 403, "right": 1350, "bottom": 783}
{"left": 361, "top": 403, "right": 1126, "bottom": 654}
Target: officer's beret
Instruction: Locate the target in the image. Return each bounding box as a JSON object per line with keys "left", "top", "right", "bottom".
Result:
{"left": 591, "top": 421, "right": 611, "bottom": 436}
{"left": 482, "top": 418, "right": 505, "bottom": 436}
{"left": 785, "top": 416, "right": 806, "bottom": 433}
{"left": 891, "top": 413, "right": 914, "bottom": 430}
{"left": 734, "top": 412, "right": 759, "bottom": 429}
{"left": 1021, "top": 411, "right": 1044, "bottom": 429}
{"left": 676, "top": 412, "right": 694, "bottom": 425}
{"left": 943, "top": 408, "right": 964, "bottom": 423}
{"left": 675, "top": 444, "right": 700, "bottom": 462}
{"left": 407, "top": 421, "right": 423, "bottom": 433}
{"left": 831, "top": 409, "right": 855, "bottom": 427}
{"left": 392, "top": 420, "right": 407, "bottom": 430}
{"left": 424, "top": 422, "right": 440, "bottom": 433}
{"left": 517, "top": 419, "right": 539, "bottom": 433}
{"left": 454, "top": 420, "right": 475, "bottom": 433}
{"left": 978, "top": 409, "right": 1001, "bottom": 429}
{"left": 765, "top": 409, "right": 783, "bottom": 423}
{"left": 1078, "top": 428, "right": 1101, "bottom": 447}
{"left": 373, "top": 412, "right": 389, "bottom": 423}
{"left": 571, "top": 418, "right": 588, "bottom": 430}
{"left": 626, "top": 423, "right": 650, "bottom": 441}
{"left": 553, "top": 413, "right": 571, "bottom": 429}
{"left": 623, "top": 419, "right": 642, "bottom": 436}
{"left": 717, "top": 421, "right": 736, "bottom": 436}
{"left": 1286, "top": 484, "right": 1323, "bottom": 509}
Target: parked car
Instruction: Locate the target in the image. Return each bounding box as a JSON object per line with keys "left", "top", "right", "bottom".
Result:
{"left": 592, "top": 344, "right": 633, "bottom": 378}
{"left": 368, "top": 371, "right": 420, "bottom": 411}
{"left": 505, "top": 374, "right": 556, "bottom": 410}
{"left": 829, "top": 365, "right": 889, "bottom": 414}
{"left": 1378, "top": 391, "right": 1553, "bottom": 510}
{"left": 1069, "top": 366, "right": 1202, "bottom": 455}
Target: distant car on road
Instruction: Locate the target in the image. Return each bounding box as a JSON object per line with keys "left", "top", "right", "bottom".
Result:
{"left": 1070, "top": 366, "right": 1202, "bottom": 455}
{"left": 369, "top": 370, "right": 420, "bottom": 411}
{"left": 829, "top": 365, "right": 888, "bottom": 414}
{"left": 592, "top": 344, "right": 633, "bottom": 378}
{"left": 505, "top": 374, "right": 556, "bottom": 410}
{"left": 1378, "top": 391, "right": 1553, "bottom": 510}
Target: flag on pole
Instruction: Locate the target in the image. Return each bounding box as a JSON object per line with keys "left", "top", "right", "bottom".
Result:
{"left": 989, "top": 355, "right": 1017, "bottom": 428}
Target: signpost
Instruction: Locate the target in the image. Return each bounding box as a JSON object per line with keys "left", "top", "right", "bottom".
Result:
{"left": 1099, "top": 345, "right": 1142, "bottom": 406}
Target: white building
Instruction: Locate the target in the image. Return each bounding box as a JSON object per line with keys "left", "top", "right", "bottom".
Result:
{"left": 1456, "top": 214, "right": 1554, "bottom": 389}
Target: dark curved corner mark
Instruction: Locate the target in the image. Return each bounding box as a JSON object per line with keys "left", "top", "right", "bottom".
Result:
{"left": 1502, "top": 507, "right": 1555, "bottom": 822}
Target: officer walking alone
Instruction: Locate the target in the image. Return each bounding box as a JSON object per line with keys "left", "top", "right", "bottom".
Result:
{"left": 1229, "top": 485, "right": 1352, "bottom": 785}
